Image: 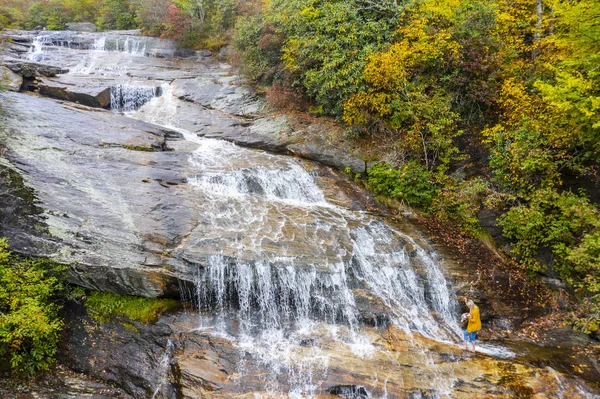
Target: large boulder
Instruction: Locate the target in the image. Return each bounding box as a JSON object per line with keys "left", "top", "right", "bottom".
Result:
{"left": 288, "top": 143, "right": 366, "bottom": 175}
{"left": 38, "top": 78, "right": 111, "bottom": 108}
{"left": 0, "top": 92, "right": 187, "bottom": 297}
{"left": 172, "top": 76, "right": 265, "bottom": 117}
{"left": 0, "top": 65, "right": 22, "bottom": 91}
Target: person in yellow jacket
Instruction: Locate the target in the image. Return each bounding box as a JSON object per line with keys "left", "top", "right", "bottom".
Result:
{"left": 463, "top": 299, "right": 481, "bottom": 352}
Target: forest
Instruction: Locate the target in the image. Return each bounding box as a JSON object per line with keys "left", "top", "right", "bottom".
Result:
{"left": 1, "top": 0, "right": 599, "bottom": 337}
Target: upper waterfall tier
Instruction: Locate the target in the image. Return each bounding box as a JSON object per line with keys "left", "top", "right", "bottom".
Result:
{"left": 26, "top": 30, "right": 179, "bottom": 60}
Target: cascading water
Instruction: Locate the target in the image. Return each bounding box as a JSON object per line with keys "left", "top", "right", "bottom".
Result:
{"left": 18, "top": 31, "right": 600, "bottom": 399}
{"left": 92, "top": 35, "right": 147, "bottom": 56}
{"left": 152, "top": 339, "right": 175, "bottom": 399}
{"left": 110, "top": 84, "right": 160, "bottom": 113}
{"left": 27, "top": 33, "right": 67, "bottom": 62}
{"left": 132, "top": 85, "right": 469, "bottom": 397}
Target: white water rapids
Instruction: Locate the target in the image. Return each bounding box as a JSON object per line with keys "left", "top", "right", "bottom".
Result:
{"left": 21, "top": 31, "right": 600, "bottom": 399}
{"left": 134, "top": 83, "right": 482, "bottom": 398}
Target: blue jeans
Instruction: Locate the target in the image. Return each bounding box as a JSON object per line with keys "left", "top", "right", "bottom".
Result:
{"left": 464, "top": 331, "right": 477, "bottom": 342}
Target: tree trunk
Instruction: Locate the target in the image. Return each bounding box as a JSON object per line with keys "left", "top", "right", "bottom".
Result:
{"left": 533, "top": 0, "right": 543, "bottom": 58}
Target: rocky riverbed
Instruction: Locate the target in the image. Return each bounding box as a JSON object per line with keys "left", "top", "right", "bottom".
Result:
{"left": 1, "top": 29, "right": 599, "bottom": 398}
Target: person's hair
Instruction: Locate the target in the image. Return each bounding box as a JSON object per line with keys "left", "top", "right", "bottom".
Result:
{"left": 466, "top": 299, "right": 475, "bottom": 308}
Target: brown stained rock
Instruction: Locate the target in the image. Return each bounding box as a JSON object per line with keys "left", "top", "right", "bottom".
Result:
{"left": 175, "top": 323, "right": 598, "bottom": 398}
{"left": 57, "top": 300, "right": 600, "bottom": 399}
{"left": 174, "top": 334, "right": 237, "bottom": 397}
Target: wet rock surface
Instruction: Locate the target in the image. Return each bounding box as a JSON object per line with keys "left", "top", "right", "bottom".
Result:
{"left": 0, "top": 365, "right": 131, "bottom": 399}
{"left": 60, "top": 301, "right": 174, "bottom": 398}
{"left": 0, "top": 92, "right": 188, "bottom": 296}
{"left": 0, "top": 90, "right": 378, "bottom": 297}
{"left": 57, "top": 306, "right": 600, "bottom": 399}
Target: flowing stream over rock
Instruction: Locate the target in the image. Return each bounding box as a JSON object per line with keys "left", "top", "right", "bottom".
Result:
{"left": 1, "top": 30, "right": 599, "bottom": 398}
{"left": 137, "top": 81, "right": 465, "bottom": 398}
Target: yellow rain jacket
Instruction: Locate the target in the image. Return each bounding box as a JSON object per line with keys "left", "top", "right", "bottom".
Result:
{"left": 467, "top": 306, "right": 481, "bottom": 333}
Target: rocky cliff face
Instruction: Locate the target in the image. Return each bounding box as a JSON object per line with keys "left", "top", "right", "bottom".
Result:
{"left": 0, "top": 29, "right": 369, "bottom": 298}
{"left": 0, "top": 92, "right": 187, "bottom": 297}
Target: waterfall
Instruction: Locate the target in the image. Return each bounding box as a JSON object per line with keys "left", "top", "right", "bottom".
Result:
{"left": 26, "top": 32, "right": 175, "bottom": 65}
{"left": 18, "top": 31, "right": 598, "bottom": 397}
{"left": 131, "top": 88, "right": 467, "bottom": 396}
{"left": 92, "top": 36, "right": 106, "bottom": 51}
{"left": 151, "top": 339, "right": 174, "bottom": 399}
{"left": 27, "top": 34, "right": 57, "bottom": 62}
{"left": 110, "top": 84, "right": 160, "bottom": 113}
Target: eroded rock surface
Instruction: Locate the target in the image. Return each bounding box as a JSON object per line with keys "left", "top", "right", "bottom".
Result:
{"left": 0, "top": 92, "right": 188, "bottom": 296}
{"left": 60, "top": 305, "right": 600, "bottom": 399}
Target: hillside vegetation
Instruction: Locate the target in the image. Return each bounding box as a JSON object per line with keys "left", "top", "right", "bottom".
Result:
{"left": 2, "top": 0, "right": 599, "bottom": 334}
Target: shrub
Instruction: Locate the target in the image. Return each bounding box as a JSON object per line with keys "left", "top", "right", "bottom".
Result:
{"left": 0, "top": 7, "right": 23, "bottom": 29}
{"left": 499, "top": 188, "right": 600, "bottom": 277}
{"left": 366, "top": 162, "right": 437, "bottom": 209}
{"left": 431, "top": 176, "right": 490, "bottom": 235}
{"left": 0, "top": 238, "right": 66, "bottom": 376}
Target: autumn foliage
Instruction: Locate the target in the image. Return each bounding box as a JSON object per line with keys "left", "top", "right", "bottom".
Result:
{"left": 234, "top": 0, "right": 600, "bottom": 333}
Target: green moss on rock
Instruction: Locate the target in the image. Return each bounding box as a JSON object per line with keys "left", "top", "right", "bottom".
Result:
{"left": 85, "top": 291, "right": 181, "bottom": 324}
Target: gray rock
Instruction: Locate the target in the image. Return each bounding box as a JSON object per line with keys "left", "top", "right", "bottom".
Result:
{"left": 1, "top": 30, "right": 36, "bottom": 43}
{"left": 172, "top": 76, "right": 265, "bottom": 117}
{"left": 329, "top": 385, "right": 370, "bottom": 398}
{"left": 288, "top": 143, "right": 366, "bottom": 175}
{"left": 0, "top": 65, "right": 22, "bottom": 91}
{"left": 174, "top": 48, "right": 212, "bottom": 59}
{"left": 66, "top": 22, "right": 97, "bottom": 32}
{"left": 541, "top": 276, "right": 567, "bottom": 289}
{"left": 38, "top": 78, "right": 111, "bottom": 108}
{"left": 3, "top": 59, "right": 69, "bottom": 78}
{"left": 4, "top": 41, "right": 32, "bottom": 57}
{"left": 0, "top": 365, "right": 131, "bottom": 399}
{"left": 476, "top": 208, "right": 508, "bottom": 246}
{"left": 60, "top": 301, "right": 174, "bottom": 398}
{"left": 218, "top": 45, "right": 233, "bottom": 58}
{"left": 0, "top": 92, "right": 188, "bottom": 297}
